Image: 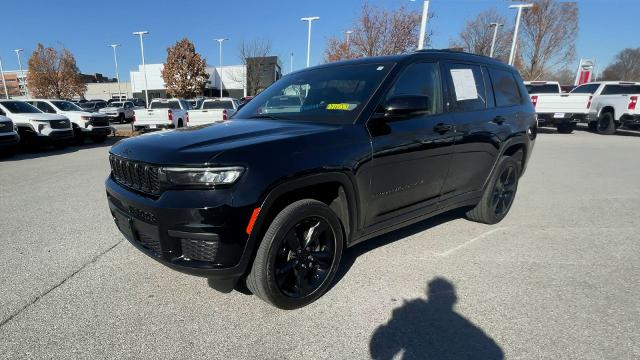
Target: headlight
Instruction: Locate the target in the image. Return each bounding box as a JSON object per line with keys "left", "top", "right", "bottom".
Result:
{"left": 81, "top": 116, "right": 92, "bottom": 121}
{"left": 159, "top": 166, "right": 244, "bottom": 187}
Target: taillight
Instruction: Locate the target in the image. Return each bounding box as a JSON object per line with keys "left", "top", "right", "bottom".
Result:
{"left": 587, "top": 95, "right": 593, "bottom": 109}
{"left": 222, "top": 109, "right": 228, "bottom": 120}
{"left": 530, "top": 95, "right": 538, "bottom": 108}
{"left": 629, "top": 96, "right": 638, "bottom": 110}
{"left": 168, "top": 109, "right": 173, "bottom": 121}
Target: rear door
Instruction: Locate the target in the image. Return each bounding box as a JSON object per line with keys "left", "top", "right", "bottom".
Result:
{"left": 440, "top": 64, "right": 517, "bottom": 202}
{"left": 364, "top": 61, "right": 456, "bottom": 227}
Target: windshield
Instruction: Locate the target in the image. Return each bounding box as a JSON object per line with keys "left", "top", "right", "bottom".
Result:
{"left": 0, "top": 101, "right": 41, "bottom": 114}
{"left": 525, "top": 84, "right": 559, "bottom": 94}
{"left": 150, "top": 102, "right": 170, "bottom": 109}
{"left": 79, "top": 102, "right": 95, "bottom": 109}
{"left": 51, "top": 100, "right": 83, "bottom": 111}
{"left": 235, "top": 62, "right": 394, "bottom": 124}
{"left": 110, "top": 102, "right": 124, "bottom": 107}
{"left": 202, "top": 101, "right": 234, "bottom": 110}
{"left": 571, "top": 83, "right": 600, "bottom": 94}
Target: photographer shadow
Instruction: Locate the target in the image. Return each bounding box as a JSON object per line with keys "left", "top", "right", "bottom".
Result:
{"left": 370, "top": 277, "right": 503, "bottom": 360}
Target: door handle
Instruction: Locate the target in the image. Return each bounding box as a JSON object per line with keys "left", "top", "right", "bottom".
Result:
{"left": 493, "top": 116, "right": 506, "bottom": 124}
{"left": 433, "top": 123, "right": 453, "bottom": 134}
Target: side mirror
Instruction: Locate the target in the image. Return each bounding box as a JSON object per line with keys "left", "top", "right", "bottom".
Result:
{"left": 384, "top": 95, "right": 431, "bottom": 118}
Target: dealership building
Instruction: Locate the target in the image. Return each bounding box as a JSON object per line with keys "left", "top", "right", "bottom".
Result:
{"left": 129, "top": 56, "right": 282, "bottom": 100}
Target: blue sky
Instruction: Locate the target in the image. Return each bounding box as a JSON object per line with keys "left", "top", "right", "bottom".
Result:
{"left": 0, "top": 0, "right": 633, "bottom": 81}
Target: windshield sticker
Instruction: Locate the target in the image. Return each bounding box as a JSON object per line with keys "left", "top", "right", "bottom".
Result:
{"left": 376, "top": 66, "right": 385, "bottom": 71}
{"left": 450, "top": 68, "right": 478, "bottom": 101}
{"left": 326, "top": 103, "right": 356, "bottom": 111}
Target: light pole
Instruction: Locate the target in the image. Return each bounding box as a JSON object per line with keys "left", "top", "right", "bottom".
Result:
{"left": 508, "top": 3, "right": 533, "bottom": 66}
{"left": 0, "top": 56, "right": 8, "bottom": 99}
{"left": 417, "top": 1, "right": 430, "bottom": 50}
{"left": 109, "top": 44, "right": 122, "bottom": 101}
{"left": 345, "top": 30, "right": 354, "bottom": 45}
{"left": 14, "top": 49, "right": 27, "bottom": 98}
{"left": 301, "top": 16, "right": 320, "bottom": 68}
{"left": 290, "top": 52, "right": 294, "bottom": 73}
{"left": 488, "top": 22, "right": 504, "bottom": 58}
{"left": 132, "top": 31, "right": 150, "bottom": 106}
{"left": 214, "top": 38, "right": 228, "bottom": 99}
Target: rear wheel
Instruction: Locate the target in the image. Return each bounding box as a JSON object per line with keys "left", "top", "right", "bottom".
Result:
{"left": 466, "top": 155, "right": 520, "bottom": 224}
{"left": 556, "top": 122, "right": 575, "bottom": 134}
{"left": 596, "top": 112, "right": 616, "bottom": 135}
{"left": 246, "top": 199, "right": 344, "bottom": 309}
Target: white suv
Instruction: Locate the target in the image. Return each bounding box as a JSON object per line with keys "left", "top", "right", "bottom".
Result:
{"left": 0, "top": 114, "right": 20, "bottom": 155}
{"left": 29, "top": 99, "right": 112, "bottom": 143}
{"left": 0, "top": 100, "right": 73, "bottom": 148}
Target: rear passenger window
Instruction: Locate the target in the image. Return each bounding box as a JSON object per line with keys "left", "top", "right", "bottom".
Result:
{"left": 384, "top": 62, "right": 443, "bottom": 115}
{"left": 601, "top": 85, "right": 640, "bottom": 95}
{"left": 168, "top": 101, "right": 180, "bottom": 110}
{"left": 489, "top": 68, "right": 522, "bottom": 107}
{"left": 445, "top": 64, "right": 486, "bottom": 112}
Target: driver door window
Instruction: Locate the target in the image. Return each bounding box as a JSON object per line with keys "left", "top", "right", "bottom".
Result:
{"left": 381, "top": 62, "right": 443, "bottom": 115}
{"left": 37, "top": 102, "right": 57, "bottom": 113}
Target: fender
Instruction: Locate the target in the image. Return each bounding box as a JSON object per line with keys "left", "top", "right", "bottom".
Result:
{"left": 480, "top": 131, "right": 530, "bottom": 191}
{"left": 249, "top": 171, "right": 360, "bottom": 246}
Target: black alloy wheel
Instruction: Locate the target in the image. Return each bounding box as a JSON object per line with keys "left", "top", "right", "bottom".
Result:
{"left": 597, "top": 112, "right": 615, "bottom": 135}
{"left": 491, "top": 164, "right": 517, "bottom": 217}
{"left": 246, "top": 199, "right": 344, "bottom": 309}
{"left": 274, "top": 216, "right": 335, "bottom": 298}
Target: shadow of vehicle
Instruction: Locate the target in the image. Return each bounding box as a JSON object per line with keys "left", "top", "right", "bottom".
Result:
{"left": 574, "top": 123, "right": 640, "bottom": 137}
{"left": 0, "top": 136, "right": 125, "bottom": 162}
{"left": 332, "top": 209, "right": 464, "bottom": 287}
{"left": 370, "top": 277, "right": 504, "bottom": 360}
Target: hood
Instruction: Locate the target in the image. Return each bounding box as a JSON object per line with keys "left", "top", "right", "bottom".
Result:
{"left": 16, "top": 113, "right": 68, "bottom": 121}
{"left": 100, "top": 107, "right": 121, "bottom": 112}
{"left": 110, "top": 118, "right": 340, "bottom": 165}
{"left": 61, "top": 110, "right": 107, "bottom": 118}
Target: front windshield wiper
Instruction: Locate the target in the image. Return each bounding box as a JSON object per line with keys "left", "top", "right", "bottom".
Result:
{"left": 248, "top": 114, "right": 288, "bottom": 120}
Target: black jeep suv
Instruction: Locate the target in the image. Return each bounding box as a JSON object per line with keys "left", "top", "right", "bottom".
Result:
{"left": 106, "top": 50, "right": 536, "bottom": 309}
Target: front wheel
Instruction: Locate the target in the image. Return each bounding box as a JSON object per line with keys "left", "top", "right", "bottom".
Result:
{"left": 246, "top": 199, "right": 344, "bottom": 309}
{"left": 466, "top": 155, "right": 520, "bottom": 224}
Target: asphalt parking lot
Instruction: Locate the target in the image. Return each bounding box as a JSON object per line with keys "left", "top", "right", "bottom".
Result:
{"left": 1, "top": 126, "right": 639, "bottom": 359}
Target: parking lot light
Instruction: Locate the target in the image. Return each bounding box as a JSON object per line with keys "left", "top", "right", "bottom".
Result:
{"left": 214, "top": 38, "right": 228, "bottom": 99}
{"left": 132, "top": 31, "right": 150, "bottom": 107}
{"left": 488, "top": 22, "right": 504, "bottom": 58}
{"left": 300, "top": 16, "right": 320, "bottom": 68}
{"left": 109, "top": 44, "right": 122, "bottom": 102}
{"left": 0, "top": 56, "right": 8, "bottom": 99}
{"left": 14, "top": 49, "right": 28, "bottom": 98}
{"left": 508, "top": 3, "right": 534, "bottom": 65}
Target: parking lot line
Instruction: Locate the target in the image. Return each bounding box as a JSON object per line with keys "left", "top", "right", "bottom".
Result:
{"left": 436, "top": 227, "right": 508, "bottom": 257}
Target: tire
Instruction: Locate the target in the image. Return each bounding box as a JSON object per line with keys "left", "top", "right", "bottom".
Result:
{"left": 177, "top": 120, "right": 184, "bottom": 128}
{"left": 466, "top": 155, "right": 520, "bottom": 224}
{"left": 246, "top": 199, "right": 344, "bottom": 309}
{"left": 90, "top": 134, "right": 107, "bottom": 143}
{"left": 596, "top": 112, "right": 616, "bottom": 135}
{"left": 556, "top": 122, "right": 575, "bottom": 134}
{"left": 587, "top": 121, "right": 597, "bottom": 131}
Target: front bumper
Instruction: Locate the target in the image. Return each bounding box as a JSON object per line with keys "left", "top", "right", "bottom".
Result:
{"left": 40, "top": 129, "right": 74, "bottom": 141}
{"left": 536, "top": 113, "right": 584, "bottom": 126}
{"left": 106, "top": 177, "right": 255, "bottom": 289}
{"left": 0, "top": 132, "right": 20, "bottom": 148}
{"left": 81, "top": 126, "right": 112, "bottom": 135}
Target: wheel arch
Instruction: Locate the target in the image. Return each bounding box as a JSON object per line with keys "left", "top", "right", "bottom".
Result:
{"left": 249, "top": 172, "right": 359, "bottom": 249}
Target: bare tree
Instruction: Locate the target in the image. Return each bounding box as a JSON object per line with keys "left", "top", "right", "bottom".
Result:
{"left": 450, "top": 9, "right": 511, "bottom": 61}
{"left": 518, "top": 0, "right": 578, "bottom": 80}
{"left": 600, "top": 48, "right": 640, "bottom": 81}
{"left": 228, "top": 39, "right": 272, "bottom": 96}
{"left": 161, "top": 38, "right": 209, "bottom": 98}
{"left": 324, "top": 2, "right": 430, "bottom": 62}
{"left": 27, "top": 44, "right": 86, "bottom": 99}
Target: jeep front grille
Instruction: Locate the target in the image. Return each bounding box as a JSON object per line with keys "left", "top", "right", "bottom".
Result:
{"left": 109, "top": 155, "right": 161, "bottom": 196}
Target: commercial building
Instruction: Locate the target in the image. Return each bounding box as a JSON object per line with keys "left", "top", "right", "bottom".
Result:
{"left": 0, "top": 70, "right": 27, "bottom": 97}
{"left": 129, "top": 56, "right": 282, "bottom": 100}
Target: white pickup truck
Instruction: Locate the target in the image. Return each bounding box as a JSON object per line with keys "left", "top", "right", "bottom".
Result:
{"left": 0, "top": 100, "right": 73, "bottom": 148}
{"left": 569, "top": 81, "right": 640, "bottom": 135}
{"left": 188, "top": 98, "right": 239, "bottom": 126}
{"left": 133, "top": 99, "right": 190, "bottom": 131}
{"left": 524, "top": 81, "right": 591, "bottom": 134}
{"left": 28, "top": 99, "right": 112, "bottom": 143}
